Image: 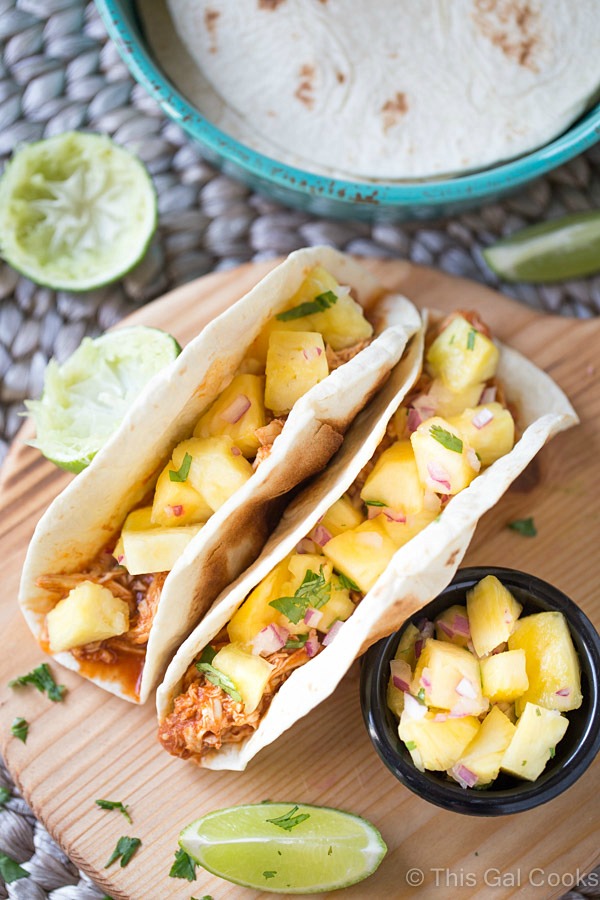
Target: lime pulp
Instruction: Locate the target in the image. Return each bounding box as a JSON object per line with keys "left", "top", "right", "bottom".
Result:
{"left": 26, "top": 327, "right": 181, "bottom": 473}
{"left": 0, "top": 131, "right": 157, "bottom": 291}
{"left": 179, "top": 802, "right": 387, "bottom": 894}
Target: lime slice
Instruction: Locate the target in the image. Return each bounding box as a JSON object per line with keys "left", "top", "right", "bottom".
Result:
{"left": 26, "top": 327, "right": 181, "bottom": 473}
{"left": 483, "top": 210, "right": 600, "bottom": 283}
{"left": 179, "top": 802, "right": 387, "bottom": 894}
{"left": 0, "top": 131, "right": 157, "bottom": 291}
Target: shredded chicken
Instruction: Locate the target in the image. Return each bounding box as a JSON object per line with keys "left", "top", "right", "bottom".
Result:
{"left": 252, "top": 417, "right": 286, "bottom": 470}
{"left": 325, "top": 339, "right": 371, "bottom": 370}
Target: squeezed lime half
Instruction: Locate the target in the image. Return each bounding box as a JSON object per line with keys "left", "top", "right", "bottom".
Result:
{"left": 483, "top": 210, "right": 600, "bottom": 283}
{"left": 0, "top": 131, "right": 157, "bottom": 291}
{"left": 26, "top": 327, "right": 181, "bottom": 472}
{"left": 179, "top": 802, "right": 387, "bottom": 894}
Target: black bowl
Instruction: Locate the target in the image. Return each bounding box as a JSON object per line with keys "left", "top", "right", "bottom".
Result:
{"left": 360, "top": 567, "right": 600, "bottom": 816}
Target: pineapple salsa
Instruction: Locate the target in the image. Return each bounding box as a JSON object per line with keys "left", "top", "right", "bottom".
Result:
{"left": 40, "top": 266, "right": 374, "bottom": 668}
{"left": 388, "top": 575, "right": 582, "bottom": 787}
{"left": 158, "top": 311, "right": 520, "bottom": 761}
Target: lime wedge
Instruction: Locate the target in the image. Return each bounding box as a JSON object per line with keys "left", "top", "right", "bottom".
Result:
{"left": 0, "top": 131, "right": 156, "bottom": 291}
{"left": 26, "top": 327, "right": 181, "bottom": 473}
{"left": 179, "top": 802, "right": 387, "bottom": 894}
{"left": 483, "top": 210, "right": 600, "bottom": 283}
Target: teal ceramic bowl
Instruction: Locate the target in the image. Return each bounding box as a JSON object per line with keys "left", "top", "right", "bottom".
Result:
{"left": 95, "top": 0, "right": 600, "bottom": 223}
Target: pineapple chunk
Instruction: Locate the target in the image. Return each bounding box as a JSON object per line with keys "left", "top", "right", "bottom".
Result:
{"left": 173, "top": 437, "right": 254, "bottom": 513}
{"left": 378, "top": 507, "right": 440, "bottom": 548}
{"left": 501, "top": 702, "right": 568, "bottom": 781}
{"left": 392, "top": 406, "right": 409, "bottom": 440}
{"left": 265, "top": 331, "right": 328, "bottom": 415}
{"left": 227, "top": 559, "right": 291, "bottom": 646}
{"left": 395, "top": 623, "right": 421, "bottom": 670}
{"left": 426, "top": 315, "right": 500, "bottom": 391}
{"left": 412, "top": 639, "right": 488, "bottom": 716}
{"left": 426, "top": 379, "right": 486, "bottom": 418}
{"left": 47, "top": 581, "right": 129, "bottom": 653}
{"left": 411, "top": 416, "right": 479, "bottom": 495}
{"left": 287, "top": 553, "right": 332, "bottom": 588}
{"left": 360, "top": 440, "right": 424, "bottom": 515}
{"left": 447, "top": 403, "right": 515, "bottom": 467}
{"left": 508, "top": 611, "right": 582, "bottom": 714}
{"left": 400, "top": 710, "right": 480, "bottom": 772}
{"left": 467, "top": 575, "right": 522, "bottom": 657}
{"left": 120, "top": 506, "right": 202, "bottom": 575}
{"left": 449, "top": 705, "right": 516, "bottom": 787}
{"left": 322, "top": 517, "right": 397, "bottom": 594}
{"left": 317, "top": 575, "right": 355, "bottom": 632}
{"left": 151, "top": 465, "right": 212, "bottom": 527}
{"left": 211, "top": 643, "right": 274, "bottom": 714}
{"left": 193, "top": 374, "right": 266, "bottom": 458}
{"left": 320, "top": 495, "right": 364, "bottom": 537}
{"left": 435, "top": 604, "right": 471, "bottom": 648}
{"left": 480, "top": 649, "right": 529, "bottom": 703}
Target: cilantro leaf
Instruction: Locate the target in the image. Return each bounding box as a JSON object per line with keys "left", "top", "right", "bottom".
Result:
{"left": 196, "top": 663, "right": 242, "bottom": 702}
{"left": 9, "top": 663, "right": 66, "bottom": 702}
{"left": 549, "top": 747, "right": 556, "bottom": 759}
{"left": 417, "top": 688, "right": 426, "bottom": 702}
{"left": 0, "top": 853, "right": 29, "bottom": 884}
{"left": 0, "top": 786, "right": 11, "bottom": 807}
{"left": 466, "top": 328, "right": 477, "bottom": 351}
{"left": 364, "top": 499, "right": 386, "bottom": 507}
{"left": 266, "top": 805, "right": 310, "bottom": 831}
{"left": 429, "top": 424, "right": 463, "bottom": 453}
{"left": 337, "top": 572, "right": 360, "bottom": 592}
{"left": 405, "top": 740, "right": 417, "bottom": 751}
{"left": 199, "top": 645, "right": 217, "bottom": 666}
{"left": 507, "top": 517, "right": 537, "bottom": 537}
{"left": 263, "top": 870, "right": 277, "bottom": 879}
{"left": 95, "top": 799, "right": 132, "bottom": 824}
{"left": 169, "top": 452, "right": 192, "bottom": 483}
{"left": 284, "top": 633, "right": 309, "bottom": 649}
{"left": 105, "top": 836, "right": 141, "bottom": 868}
{"left": 11, "top": 717, "right": 28, "bottom": 743}
{"left": 269, "top": 567, "right": 331, "bottom": 625}
{"left": 169, "top": 848, "right": 196, "bottom": 881}
{"left": 276, "top": 290, "right": 338, "bottom": 322}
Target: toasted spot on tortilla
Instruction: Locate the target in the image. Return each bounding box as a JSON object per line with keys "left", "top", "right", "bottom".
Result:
{"left": 204, "top": 8, "right": 220, "bottom": 54}
{"left": 258, "top": 0, "right": 287, "bottom": 9}
{"left": 336, "top": 70, "right": 346, "bottom": 84}
{"left": 472, "top": 0, "right": 543, "bottom": 71}
{"left": 381, "top": 92, "right": 408, "bottom": 132}
{"left": 446, "top": 549, "right": 460, "bottom": 567}
{"left": 295, "top": 64, "right": 316, "bottom": 108}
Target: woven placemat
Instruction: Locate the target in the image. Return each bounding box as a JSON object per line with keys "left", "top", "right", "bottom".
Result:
{"left": 0, "top": 1, "right": 598, "bottom": 897}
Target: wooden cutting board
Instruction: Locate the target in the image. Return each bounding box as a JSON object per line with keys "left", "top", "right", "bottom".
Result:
{"left": 0, "top": 260, "right": 598, "bottom": 900}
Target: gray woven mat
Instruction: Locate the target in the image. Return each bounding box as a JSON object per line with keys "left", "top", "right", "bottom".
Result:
{"left": 0, "top": 1, "right": 599, "bottom": 897}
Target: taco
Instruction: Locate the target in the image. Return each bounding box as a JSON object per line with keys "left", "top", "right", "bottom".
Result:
{"left": 156, "top": 310, "right": 577, "bottom": 769}
{"left": 18, "top": 247, "right": 421, "bottom": 703}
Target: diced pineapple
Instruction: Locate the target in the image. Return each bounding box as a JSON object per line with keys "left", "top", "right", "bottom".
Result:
{"left": 46, "top": 581, "right": 129, "bottom": 653}
{"left": 322, "top": 517, "right": 397, "bottom": 594}
{"left": 399, "top": 710, "right": 480, "bottom": 772}
{"left": 193, "top": 374, "right": 267, "bottom": 458}
{"left": 264, "top": 331, "right": 328, "bottom": 415}
{"left": 467, "top": 575, "right": 522, "bottom": 657}
{"left": 287, "top": 553, "right": 332, "bottom": 588}
{"left": 317, "top": 575, "right": 355, "bottom": 631}
{"left": 120, "top": 506, "right": 202, "bottom": 575}
{"left": 387, "top": 678, "right": 405, "bottom": 719}
{"left": 412, "top": 639, "right": 488, "bottom": 716}
{"left": 392, "top": 406, "right": 409, "bottom": 440}
{"left": 378, "top": 507, "right": 440, "bottom": 548}
{"left": 435, "top": 604, "right": 471, "bottom": 648}
{"left": 411, "top": 416, "right": 479, "bottom": 495}
{"left": 360, "top": 440, "right": 424, "bottom": 515}
{"left": 447, "top": 403, "right": 515, "bottom": 467}
{"left": 494, "top": 701, "right": 517, "bottom": 724}
{"left": 211, "top": 643, "right": 274, "bottom": 714}
{"left": 173, "top": 437, "right": 254, "bottom": 513}
{"left": 387, "top": 632, "right": 418, "bottom": 718}
{"left": 449, "top": 705, "right": 516, "bottom": 787}
{"left": 501, "top": 702, "right": 568, "bottom": 781}
{"left": 426, "top": 315, "right": 500, "bottom": 391}
{"left": 227, "top": 559, "right": 291, "bottom": 646}
{"left": 480, "top": 649, "right": 529, "bottom": 703}
{"left": 508, "top": 611, "right": 582, "bottom": 714}
{"left": 320, "top": 495, "right": 364, "bottom": 536}
{"left": 151, "top": 465, "right": 212, "bottom": 527}
{"left": 395, "top": 623, "right": 421, "bottom": 670}
{"left": 426, "top": 379, "right": 486, "bottom": 418}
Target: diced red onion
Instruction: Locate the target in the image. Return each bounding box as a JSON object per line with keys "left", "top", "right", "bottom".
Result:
{"left": 472, "top": 408, "right": 494, "bottom": 430}
{"left": 171, "top": 504, "right": 184, "bottom": 517}
{"left": 393, "top": 675, "right": 410, "bottom": 692}
{"left": 451, "top": 763, "right": 478, "bottom": 789}
{"left": 383, "top": 507, "right": 406, "bottom": 523}
{"left": 412, "top": 394, "right": 436, "bottom": 418}
{"left": 427, "top": 461, "right": 451, "bottom": 492}
{"left": 302, "top": 346, "right": 323, "bottom": 361}
{"left": 420, "top": 667, "right": 432, "bottom": 691}
{"left": 479, "top": 386, "right": 497, "bottom": 404}
{"left": 390, "top": 658, "right": 412, "bottom": 693}
{"left": 555, "top": 688, "right": 570, "bottom": 697}
{"left": 305, "top": 629, "right": 320, "bottom": 658}
{"left": 414, "top": 638, "right": 424, "bottom": 660}
{"left": 311, "top": 524, "right": 332, "bottom": 547}
{"left": 304, "top": 606, "right": 323, "bottom": 627}
{"left": 116, "top": 553, "right": 125, "bottom": 565}
{"left": 357, "top": 532, "right": 383, "bottom": 549}
{"left": 456, "top": 677, "right": 478, "bottom": 699}
{"left": 407, "top": 407, "right": 423, "bottom": 433}
{"left": 295, "top": 537, "right": 316, "bottom": 554}
{"left": 491, "top": 642, "right": 507, "bottom": 655}
{"left": 453, "top": 614, "right": 470, "bottom": 637}
{"left": 367, "top": 505, "right": 382, "bottom": 520}
{"left": 403, "top": 692, "right": 428, "bottom": 720}
{"left": 437, "top": 620, "right": 454, "bottom": 638}
{"left": 433, "top": 713, "right": 448, "bottom": 723}
{"left": 220, "top": 394, "right": 251, "bottom": 424}
{"left": 418, "top": 618, "right": 435, "bottom": 640}
{"left": 230, "top": 446, "right": 242, "bottom": 457}
{"left": 466, "top": 448, "right": 481, "bottom": 472}
{"left": 252, "top": 623, "right": 289, "bottom": 656}
{"left": 323, "top": 619, "right": 344, "bottom": 646}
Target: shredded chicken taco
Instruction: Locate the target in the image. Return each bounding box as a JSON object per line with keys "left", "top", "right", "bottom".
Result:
{"left": 156, "top": 310, "right": 577, "bottom": 769}
{"left": 19, "top": 247, "right": 421, "bottom": 703}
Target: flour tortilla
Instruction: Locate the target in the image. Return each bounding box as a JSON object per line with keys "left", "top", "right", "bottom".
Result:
{"left": 19, "top": 247, "right": 421, "bottom": 703}
{"left": 156, "top": 317, "right": 578, "bottom": 769}
{"left": 141, "top": 0, "right": 600, "bottom": 180}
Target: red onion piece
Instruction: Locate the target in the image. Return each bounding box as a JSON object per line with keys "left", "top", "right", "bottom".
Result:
{"left": 451, "top": 763, "right": 478, "bottom": 789}
{"left": 323, "top": 619, "right": 344, "bottom": 646}
{"left": 403, "top": 692, "right": 428, "bottom": 720}
{"left": 304, "top": 606, "right": 323, "bottom": 627}
{"left": 302, "top": 346, "right": 323, "bottom": 361}
{"left": 427, "top": 461, "right": 451, "bottom": 492}
{"left": 418, "top": 618, "right": 435, "bottom": 640}
{"left": 311, "top": 524, "right": 332, "bottom": 547}
{"left": 472, "top": 408, "right": 494, "bottom": 429}
{"left": 437, "top": 619, "right": 454, "bottom": 638}
{"left": 555, "top": 688, "right": 570, "bottom": 697}
{"left": 479, "top": 386, "right": 497, "bottom": 404}
{"left": 407, "top": 407, "right": 423, "bottom": 433}
{"left": 383, "top": 507, "right": 406, "bottom": 523}
{"left": 412, "top": 394, "right": 436, "bottom": 418}
{"left": 220, "top": 394, "right": 251, "bottom": 424}
{"left": 305, "top": 629, "right": 320, "bottom": 658}
{"left": 295, "top": 537, "right": 316, "bottom": 555}
{"left": 456, "top": 677, "right": 477, "bottom": 699}
{"left": 466, "top": 448, "right": 481, "bottom": 472}
{"left": 420, "top": 667, "right": 432, "bottom": 691}
{"left": 392, "top": 675, "right": 410, "bottom": 692}
{"left": 252, "top": 623, "right": 289, "bottom": 656}
{"left": 491, "top": 642, "right": 507, "bottom": 655}
{"left": 390, "top": 658, "right": 412, "bottom": 694}
{"left": 433, "top": 713, "right": 448, "bottom": 723}
{"left": 453, "top": 614, "right": 470, "bottom": 637}
{"left": 414, "top": 638, "right": 424, "bottom": 660}
{"left": 230, "top": 446, "right": 242, "bottom": 456}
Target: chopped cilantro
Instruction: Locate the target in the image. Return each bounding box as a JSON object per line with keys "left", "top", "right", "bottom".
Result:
{"left": 269, "top": 566, "right": 331, "bottom": 624}
{"left": 199, "top": 645, "right": 217, "bottom": 665}
{"left": 337, "top": 572, "right": 360, "bottom": 592}
{"left": 328, "top": 846, "right": 333, "bottom": 856}
{"left": 266, "top": 805, "right": 310, "bottom": 831}
{"left": 276, "top": 290, "right": 337, "bottom": 322}
{"left": 507, "top": 517, "right": 537, "bottom": 537}
{"left": 522, "top": 760, "right": 527, "bottom": 766}
{"left": 417, "top": 688, "right": 426, "bottom": 702}
{"left": 405, "top": 741, "right": 417, "bottom": 751}
{"left": 284, "top": 633, "right": 309, "bottom": 649}
{"left": 535, "top": 708, "right": 541, "bottom": 717}
{"left": 449, "top": 334, "right": 455, "bottom": 345}
{"left": 9, "top": 663, "right": 66, "bottom": 702}
{"left": 105, "top": 836, "right": 141, "bottom": 868}
{"left": 263, "top": 871, "right": 277, "bottom": 879}
{"left": 364, "top": 499, "right": 386, "bottom": 507}
{"left": 95, "top": 799, "right": 132, "bottom": 824}
{"left": 0, "top": 853, "right": 29, "bottom": 884}
{"left": 0, "top": 786, "right": 11, "bottom": 807}
{"left": 11, "top": 717, "right": 28, "bottom": 743}
{"left": 169, "top": 848, "right": 196, "bottom": 881}
{"left": 429, "top": 424, "right": 463, "bottom": 453}
{"left": 196, "top": 662, "right": 242, "bottom": 703}
{"left": 549, "top": 747, "right": 556, "bottom": 759}
{"left": 467, "top": 328, "right": 477, "bottom": 351}
{"left": 169, "top": 452, "right": 192, "bottom": 483}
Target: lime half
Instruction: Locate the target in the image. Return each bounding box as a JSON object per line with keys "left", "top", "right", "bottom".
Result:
{"left": 26, "top": 327, "right": 181, "bottom": 472}
{"left": 179, "top": 802, "right": 387, "bottom": 894}
{"left": 0, "top": 131, "right": 157, "bottom": 291}
{"left": 483, "top": 210, "right": 600, "bottom": 283}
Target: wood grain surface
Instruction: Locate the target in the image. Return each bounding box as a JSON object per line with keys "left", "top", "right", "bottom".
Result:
{"left": 0, "top": 260, "right": 598, "bottom": 900}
